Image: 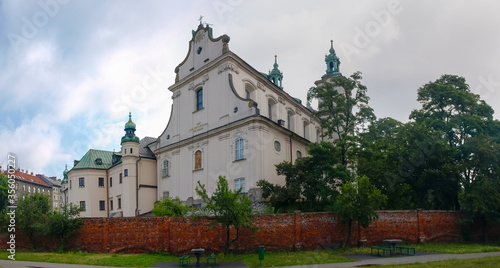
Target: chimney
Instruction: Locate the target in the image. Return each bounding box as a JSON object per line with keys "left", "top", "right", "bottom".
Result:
{"left": 31, "top": 172, "right": 34, "bottom": 175}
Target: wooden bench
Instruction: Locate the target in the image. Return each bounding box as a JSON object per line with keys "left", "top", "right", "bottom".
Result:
{"left": 207, "top": 253, "right": 216, "bottom": 265}
{"left": 396, "top": 245, "right": 416, "bottom": 255}
{"left": 370, "top": 246, "right": 391, "bottom": 257}
{"left": 179, "top": 255, "right": 190, "bottom": 266}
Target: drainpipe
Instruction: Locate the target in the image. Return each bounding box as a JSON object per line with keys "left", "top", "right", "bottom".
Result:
{"left": 290, "top": 133, "right": 293, "bottom": 162}
{"left": 135, "top": 157, "right": 141, "bottom": 216}
{"left": 106, "top": 169, "right": 109, "bottom": 218}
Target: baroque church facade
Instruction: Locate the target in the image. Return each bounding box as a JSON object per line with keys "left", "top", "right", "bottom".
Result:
{"left": 65, "top": 23, "right": 342, "bottom": 217}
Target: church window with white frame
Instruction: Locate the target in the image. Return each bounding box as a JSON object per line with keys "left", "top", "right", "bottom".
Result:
{"left": 196, "top": 88, "right": 203, "bottom": 110}
{"left": 162, "top": 159, "right": 170, "bottom": 177}
{"left": 235, "top": 138, "right": 245, "bottom": 160}
{"left": 194, "top": 150, "right": 203, "bottom": 170}
{"left": 235, "top": 177, "right": 245, "bottom": 193}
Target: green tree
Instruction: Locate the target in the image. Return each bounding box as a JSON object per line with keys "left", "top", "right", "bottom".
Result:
{"left": 334, "top": 176, "right": 387, "bottom": 247}
{"left": 152, "top": 196, "right": 190, "bottom": 217}
{"left": 410, "top": 74, "right": 494, "bottom": 147}
{"left": 258, "top": 142, "right": 350, "bottom": 212}
{"left": 0, "top": 173, "right": 10, "bottom": 212}
{"left": 17, "top": 193, "right": 51, "bottom": 250}
{"left": 357, "top": 117, "right": 413, "bottom": 209}
{"left": 48, "top": 203, "right": 83, "bottom": 250}
{"left": 307, "top": 72, "right": 375, "bottom": 166}
{"left": 409, "top": 74, "right": 498, "bottom": 210}
{"left": 458, "top": 135, "right": 500, "bottom": 242}
{"left": 196, "top": 176, "right": 255, "bottom": 253}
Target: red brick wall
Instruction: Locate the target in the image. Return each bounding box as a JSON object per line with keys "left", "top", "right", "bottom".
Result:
{"left": 1, "top": 210, "right": 499, "bottom": 253}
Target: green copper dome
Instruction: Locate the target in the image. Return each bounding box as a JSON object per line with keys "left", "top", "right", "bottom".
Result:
{"left": 62, "top": 164, "right": 69, "bottom": 184}
{"left": 121, "top": 112, "right": 140, "bottom": 144}
{"left": 323, "top": 40, "right": 342, "bottom": 78}
{"left": 125, "top": 112, "right": 137, "bottom": 129}
{"left": 268, "top": 55, "right": 283, "bottom": 89}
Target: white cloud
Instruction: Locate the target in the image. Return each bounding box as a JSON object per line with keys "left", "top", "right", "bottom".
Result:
{"left": 2, "top": 0, "right": 500, "bottom": 177}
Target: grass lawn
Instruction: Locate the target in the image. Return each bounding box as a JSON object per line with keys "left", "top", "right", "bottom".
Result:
{"left": 385, "top": 256, "right": 500, "bottom": 268}
{"left": 0, "top": 251, "right": 178, "bottom": 268}
{"left": 0, "top": 242, "right": 499, "bottom": 268}
{"left": 411, "top": 242, "right": 500, "bottom": 254}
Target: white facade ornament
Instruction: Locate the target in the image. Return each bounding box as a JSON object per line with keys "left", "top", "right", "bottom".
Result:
{"left": 218, "top": 62, "right": 239, "bottom": 74}
{"left": 171, "top": 91, "right": 181, "bottom": 99}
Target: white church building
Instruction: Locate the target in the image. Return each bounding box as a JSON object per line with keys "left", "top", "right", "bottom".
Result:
{"left": 65, "top": 23, "right": 343, "bottom": 216}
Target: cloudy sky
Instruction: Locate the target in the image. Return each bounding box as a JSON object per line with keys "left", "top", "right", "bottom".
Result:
{"left": 1, "top": 0, "right": 500, "bottom": 178}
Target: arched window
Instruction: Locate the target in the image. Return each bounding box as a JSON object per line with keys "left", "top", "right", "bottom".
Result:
{"left": 196, "top": 88, "right": 203, "bottom": 110}
{"left": 268, "top": 97, "right": 277, "bottom": 121}
{"left": 244, "top": 83, "right": 255, "bottom": 100}
{"left": 287, "top": 110, "right": 295, "bottom": 131}
{"left": 303, "top": 121, "right": 309, "bottom": 140}
{"left": 296, "top": 150, "right": 302, "bottom": 159}
{"left": 194, "top": 150, "right": 202, "bottom": 169}
{"left": 235, "top": 138, "right": 244, "bottom": 160}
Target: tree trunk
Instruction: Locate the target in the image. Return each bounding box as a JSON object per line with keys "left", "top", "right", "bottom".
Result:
{"left": 482, "top": 216, "right": 488, "bottom": 243}
{"left": 225, "top": 225, "right": 230, "bottom": 254}
{"left": 345, "top": 219, "right": 352, "bottom": 248}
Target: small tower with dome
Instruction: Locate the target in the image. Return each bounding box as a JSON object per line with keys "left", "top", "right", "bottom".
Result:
{"left": 121, "top": 112, "right": 140, "bottom": 157}
{"left": 268, "top": 55, "right": 284, "bottom": 89}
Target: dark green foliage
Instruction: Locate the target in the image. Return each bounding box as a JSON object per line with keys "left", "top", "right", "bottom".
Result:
{"left": 17, "top": 193, "right": 51, "bottom": 250}
{"left": 0, "top": 173, "right": 9, "bottom": 213}
{"left": 458, "top": 135, "right": 500, "bottom": 241}
{"left": 258, "top": 142, "right": 350, "bottom": 212}
{"left": 152, "top": 196, "right": 190, "bottom": 217}
{"left": 410, "top": 74, "right": 494, "bottom": 147}
{"left": 334, "top": 176, "right": 387, "bottom": 247}
{"left": 308, "top": 72, "right": 375, "bottom": 166}
{"left": 196, "top": 176, "right": 255, "bottom": 253}
{"left": 48, "top": 203, "right": 83, "bottom": 250}
{"left": 356, "top": 117, "right": 412, "bottom": 210}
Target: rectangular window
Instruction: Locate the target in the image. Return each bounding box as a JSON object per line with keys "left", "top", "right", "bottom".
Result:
{"left": 235, "top": 178, "right": 246, "bottom": 193}
{"left": 124, "top": 169, "right": 128, "bottom": 176}
{"left": 196, "top": 88, "right": 203, "bottom": 110}
{"left": 79, "top": 177, "right": 85, "bottom": 187}
{"left": 110, "top": 177, "right": 112, "bottom": 187}
{"left": 110, "top": 200, "right": 114, "bottom": 211}
{"left": 119, "top": 173, "right": 122, "bottom": 184}
{"left": 69, "top": 181, "right": 71, "bottom": 190}
{"left": 80, "top": 201, "right": 86, "bottom": 211}
{"left": 99, "top": 200, "right": 105, "bottom": 211}
{"left": 235, "top": 138, "right": 244, "bottom": 160}
{"left": 118, "top": 197, "right": 122, "bottom": 209}
{"left": 98, "top": 177, "right": 104, "bottom": 187}
{"left": 162, "top": 160, "right": 170, "bottom": 177}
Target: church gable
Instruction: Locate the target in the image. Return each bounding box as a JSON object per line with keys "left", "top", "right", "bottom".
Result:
{"left": 175, "top": 23, "right": 230, "bottom": 82}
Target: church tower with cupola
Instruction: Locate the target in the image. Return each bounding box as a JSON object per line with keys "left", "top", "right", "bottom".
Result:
{"left": 268, "top": 55, "right": 283, "bottom": 89}
{"left": 121, "top": 112, "right": 140, "bottom": 158}
{"left": 323, "top": 40, "right": 342, "bottom": 79}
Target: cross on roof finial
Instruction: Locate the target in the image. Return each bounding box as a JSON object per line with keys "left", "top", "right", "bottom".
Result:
{"left": 199, "top": 15, "right": 203, "bottom": 25}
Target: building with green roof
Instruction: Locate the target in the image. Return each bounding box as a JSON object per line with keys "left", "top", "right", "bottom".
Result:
{"left": 66, "top": 113, "right": 157, "bottom": 217}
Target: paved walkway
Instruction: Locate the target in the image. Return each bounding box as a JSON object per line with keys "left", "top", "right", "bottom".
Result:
{"left": 1, "top": 251, "right": 499, "bottom": 268}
